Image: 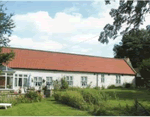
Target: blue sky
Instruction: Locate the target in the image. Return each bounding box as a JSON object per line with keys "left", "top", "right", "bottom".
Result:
{"left": 4, "top": 1, "right": 150, "bottom": 58}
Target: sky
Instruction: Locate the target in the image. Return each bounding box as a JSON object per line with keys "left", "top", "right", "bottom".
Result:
{"left": 4, "top": 1, "right": 150, "bottom": 58}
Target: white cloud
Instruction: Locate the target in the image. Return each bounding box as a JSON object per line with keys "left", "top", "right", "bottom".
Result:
{"left": 9, "top": 35, "right": 65, "bottom": 51}
{"left": 13, "top": 10, "right": 113, "bottom": 34}
{"left": 10, "top": 2, "right": 121, "bottom": 57}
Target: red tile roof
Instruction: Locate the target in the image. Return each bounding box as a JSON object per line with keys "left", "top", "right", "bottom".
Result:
{"left": 2, "top": 47, "right": 135, "bottom": 75}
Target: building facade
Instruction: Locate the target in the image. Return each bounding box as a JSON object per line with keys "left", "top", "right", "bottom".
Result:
{"left": 0, "top": 47, "right": 136, "bottom": 93}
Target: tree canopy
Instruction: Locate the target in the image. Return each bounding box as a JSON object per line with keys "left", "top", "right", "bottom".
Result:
{"left": 0, "top": 2, "right": 15, "bottom": 65}
{"left": 99, "top": 0, "right": 150, "bottom": 44}
{"left": 139, "top": 58, "right": 150, "bottom": 79}
{"left": 113, "top": 29, "right": 150, "bottom": 68}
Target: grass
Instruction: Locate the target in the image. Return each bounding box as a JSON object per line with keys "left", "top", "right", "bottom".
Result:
{"left": 0, "top": 88, "right": 150, "bottom": 116}
{"left": 54, "top": 88, "right": 150, "bottom": 115}
{"left": 0, "top": 97, "right": 91, "bottom": 116}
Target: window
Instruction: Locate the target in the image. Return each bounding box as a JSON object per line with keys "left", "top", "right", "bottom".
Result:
{"left": 34, "top": 77, "right": 42, "bottom": 86}
{"left": 116, "top": 75, "right": 121, "bottom": 84}
{"left": 15, "top": 74, "right": 28, "bottom": 87}
{"left": 15, "top": 78, "right": 17, "bottom": 86}
{"left": 101, "top": 74, "right": 105, "bottom": 83}
{"left": 66, "top": 76, "right": 73, "bottom": 86}
{"left": 81, "top": 76, "right": 87, "bottom": 86}
{"left": 46, "top": 77, "right": 53, "bottom": 86}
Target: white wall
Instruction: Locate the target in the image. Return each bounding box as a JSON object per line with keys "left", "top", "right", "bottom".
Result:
{"left": 12, "top": 69, "right": 135, "bottom": 91}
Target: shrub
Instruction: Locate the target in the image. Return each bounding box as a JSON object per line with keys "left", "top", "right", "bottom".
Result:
{"left": 107, "top": 85, "right": 116, "bottom": 89}
{"left": 67, "top": 87, "right": 81, "bottom": 91}
{"left": 54, "top": 90, "right": 86, "bottom": 110}
{"left": 124, "top": 83, "right": 132, "bottom": 88}
{"left": 25, "top": 91, "right": 43, "bottom": 102}
{"left": 101, "top": 85, "right": 105, "bottom": 90}
{"left": 61, "top": 77, "right": 68, "bottom": 89}
{"left": 86, "top": 82, "right": 92, "bottom": 88}
{"left": 93, "top": 86, "right": 100, "bottom": 90}
{"left": 81, "top": 90, "right": 100, "bottom": 105}
{"left": 53, "top": 79, "right": 61, "bottom": 91}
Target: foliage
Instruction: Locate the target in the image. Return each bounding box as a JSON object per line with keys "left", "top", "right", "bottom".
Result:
{"left": 124, "top": 83, "right": 133, "bottom": 88}
{"left": 0, "top": 2, "right": 15, "bottom": 65}
{"left": 86, "top": 82, "right": 92, "bottom": 88}
{"left": 101, "top": 85, "right": 105, "bottom": 90}
{"left": 113, "top": 29, "right": 150, "bottom": 68}
{"left": 53, "top": 79, "right": 61, "bottom": 91}
{"left": 61, "top": 77, "right": 68, "bottom": 89}
{"left": 139, "top": 58, "right": 150, "bottom": 79}
{"left": 93, "top": 86, "right": 100, "bottom": 90}
{"left": 54, "top": 90, "right": 87, "bottom": 110}
{"left": 99, "top": 0, "right": 150, "bottom": 44}
{"left": 25, "top": 91, "right": 43, "bottom": 102}
{"left": 107, "top": 85, "right": 116, "bottom": 89}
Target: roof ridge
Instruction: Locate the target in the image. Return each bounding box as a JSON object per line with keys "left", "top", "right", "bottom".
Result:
{"left": 3, "top": 46, "right": 124, "bottom": 60}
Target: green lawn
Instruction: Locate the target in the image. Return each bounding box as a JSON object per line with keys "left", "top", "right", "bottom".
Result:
{"left": 0, "top": 98, "right": 91, "bottom": 116}
{"left": 0, "top": 88, "right": 150, "bottom": 116}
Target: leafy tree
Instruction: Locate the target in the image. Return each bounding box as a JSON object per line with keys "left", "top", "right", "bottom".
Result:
{"left": 139, "top": 58, "right": 150, "bottom": 79}
{"left": 99, "top": 0, "right": 150, "bottom": 44}
{"left": 0, "top": 2, "right": 15, "bottom": 65}
{"left": 113, "top": 29, "right": 150, "bottom": 68}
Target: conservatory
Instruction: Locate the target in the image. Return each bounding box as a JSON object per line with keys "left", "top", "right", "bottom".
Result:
{"left": 0, "top": 65, "right": 15, "bottom": 90}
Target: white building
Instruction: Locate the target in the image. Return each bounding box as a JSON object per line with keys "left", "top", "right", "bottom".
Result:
{"left": 0, "top": 47, "right": 136, "bottom": 92}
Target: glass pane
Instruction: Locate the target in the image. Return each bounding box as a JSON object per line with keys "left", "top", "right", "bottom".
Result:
{"left": 34, "top": 77, "right": 37, "bottom": 82}
{"left": 39, "top": 77, "right": 42, "bottom": 82}
{"left": 67, "top": 76, "right": 69, "bottom": 80}
{"left": 70, "top": 81, "right": 73, "bottom": 86}
{"left": 70, "top": 76, "right": 73, "bottom": 80}
{"left": 18, "top": 78, "right": 22, "bottom": 87}
{"left": 24, "top": 78, "right": 28, "bottom": 86}
{"left": 46, "top": 77, "right": 49, "bottom": 82}
{"left": 38, "top": 82, "right": 42, "bottom": 86}
{"left": 81, "top": 77, "right": 83, "bottom": 81}
{"left": 50, "top": 77, "right": 52, "bottom": 82}
{"left": 24, "top": 75, "right": 27, "bottom": 77}
{"left": 85, "top": 77, "right": 87, "bottom": 81}
{"left": 15, "top": 74, "right": 17, "bottom": 77}
{"left": 19, "top": 74, "right": 22, "bottom": 77}
{"left": 15, "top": 78, "right": 17, "bottom": 87}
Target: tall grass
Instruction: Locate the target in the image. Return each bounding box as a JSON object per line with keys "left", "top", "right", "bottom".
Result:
{"left": 53, "top": 88, "right": 150, "bottom": 116}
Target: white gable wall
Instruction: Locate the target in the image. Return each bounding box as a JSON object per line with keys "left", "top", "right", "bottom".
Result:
{"left": 12, "top": 69, "right": 135, "bottom": 91}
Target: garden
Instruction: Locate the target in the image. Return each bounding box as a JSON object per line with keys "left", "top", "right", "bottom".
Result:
{"left": 0, "top": 78, "right": 150, "bottom": 116}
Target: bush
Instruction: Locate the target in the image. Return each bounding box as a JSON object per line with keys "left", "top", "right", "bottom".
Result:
{"left": 124, "top": 83, "right": 132, "bottom": 88}
{"left": 80, "top": 90, "right": 100, "bottom": 105}
{"left": 25, "top": 91, "right": 43, "bottom": 102}
{"left": 93, "top": 86, "right": 100, "bottom": 90}
{"left": 107, "top": 85, "right": 116, "bottom": 89}
{"left": 67, "top": 87, "right": 81, "bottom": 91}
{"left": 61, "top": 78, "right": 68, "bottom": 89}
{"left": 54, "top": 90, "right": 86, "bottom": 110}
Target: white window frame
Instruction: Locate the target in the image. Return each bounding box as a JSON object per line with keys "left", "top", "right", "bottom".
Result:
{"left": 116, "top": 75, "right": 121, "bottom": 84}
{"left": 34, "top": 77, "right": 42, "bottom": 86}
{"left": 65, "top": 76, "right": 73, "bottom": 86}
{"left": 14, "top": 74, "right": 28, "bottom": 87}
{"left": 101, "top": 74, "right": 105, "bottom": 83}
{"left": 81, "top": 76, "right": 87, "bottom": 87}
{"left": 46, "top": 77, "right": 53, "bottom": 86}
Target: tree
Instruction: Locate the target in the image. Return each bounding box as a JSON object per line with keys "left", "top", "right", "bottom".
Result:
{"left": 99, "top": 0, "right": 150, "bottom": 44}
{"left": 139, "top": 58, "right": 150, "bottom": 79}
{"left": 0, "top": 2, "right": 15, "bottom": 65}
{"left": 113, "top": 29, "right": 150, "bottom": 68}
